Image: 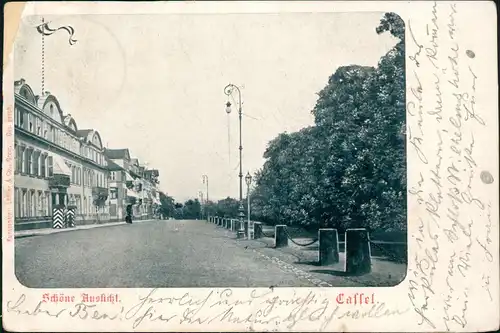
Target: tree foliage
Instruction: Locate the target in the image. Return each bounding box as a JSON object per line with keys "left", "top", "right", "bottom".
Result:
{"left": 250, "top": 13, "right": 406, "bottom": 232}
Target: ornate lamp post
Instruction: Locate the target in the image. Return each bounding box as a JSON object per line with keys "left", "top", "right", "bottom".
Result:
{"left": 245, "top": 171, "right": 252, "bottom": 239}
{"left": 224, "top": 83, "right": 245, "bottom": 239}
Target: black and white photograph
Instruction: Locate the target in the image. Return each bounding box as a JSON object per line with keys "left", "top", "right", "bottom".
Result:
{"left": 3, "top": 2, "right": 498, "bottom": 332}
{"left": 12, "top": 11, "right": 407, "bottom": 289}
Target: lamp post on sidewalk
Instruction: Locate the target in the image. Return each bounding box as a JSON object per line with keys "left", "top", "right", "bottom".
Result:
{"left": 224, "top": 83, "right": 245, "bottom": 239}
{"left": 245, "top": 171, "right": 252, "bottom": 239}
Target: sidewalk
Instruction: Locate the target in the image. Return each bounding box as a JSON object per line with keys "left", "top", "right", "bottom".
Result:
{"left": 234, "top": 230, "right": 408, "bottom": 287}
{"left": 15, "top": 219, "right": 157, "bottom": 239}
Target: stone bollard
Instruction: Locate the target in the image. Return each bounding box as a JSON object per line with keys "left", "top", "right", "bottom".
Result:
{"left": 254, "top": 222, "right": 262, "bottom": 239}
{"left": 275, "top": 225, "right": 288, "bottom": 248}
{"left": 319, "top": 229, "right": 339, "bottom": 265}
{"left": 345, "top": 228, "right": 372, "bottom": 275}
{"left": 226, "top": 219, "right": 231, "bottom": 229}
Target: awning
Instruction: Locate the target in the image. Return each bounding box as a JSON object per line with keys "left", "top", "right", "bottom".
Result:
{"left": 53, "top": 155, "right": 72, "bottom": 176}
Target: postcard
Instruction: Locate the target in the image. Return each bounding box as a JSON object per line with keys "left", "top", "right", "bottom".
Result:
{"left": 2, "top": 1, "right": 498, "bottom": 332}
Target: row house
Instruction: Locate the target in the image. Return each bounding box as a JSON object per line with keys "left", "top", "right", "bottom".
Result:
{"left": 13, "top": 79, "right": 109, "bottom": 231}
{"left": 104, "top": 150, "right": 161, "bottom": 221}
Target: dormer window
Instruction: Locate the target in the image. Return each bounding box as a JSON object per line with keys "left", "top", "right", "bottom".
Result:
{"left": 49, "top": 104, "right": 54, "bottom": 115}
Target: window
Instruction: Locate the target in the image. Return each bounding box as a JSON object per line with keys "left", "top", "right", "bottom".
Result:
{"left": 21, "top": 190, "right": 27, "bottom": 217}
{"left": 28, "top": 114, "right": 33, "bottom": 132}
{"left": 14, "top": 188, "right": 20, "bottom": 217}
{"left": 47, "top": 156, "right": 53, "bottom": 176}
{"left": 45, "top": 192, "right": 51, "bottom": 215}
{"left": 24, "top": 148, "right": 31, "bottom": 174}
{"left": 38, "top": 191, "right": 43, "bottom": 216}
{"left": 49, "top": 125, "right": 54, "bottom": 141}
{"left": 32, "top": 150, "right": 39, "bottom": 176}
{"left": 110, "top": 172, "right": 115, "bottom": 181}
{"left": 15, "top": 108, "right": 24, "bottom": 127}
{"left": 40, "top": 154, "right": 46, "bottom": 177}
{"left": 49, "top": 104, "right": 54, "bottom": 115}
{"left": 76, "top": 195, "right": 81, "bottom": 213}
{"left": 36, "top": 118, "right": 41, "bottom": 136}
{"left": 110, "top": 187, "right": 118, "bottom": 199}
{"left": 14, "top": 143, "right": 18, "bottom": 173}
{"left": 72, "top": 166, "right": 76, "bottom": 183}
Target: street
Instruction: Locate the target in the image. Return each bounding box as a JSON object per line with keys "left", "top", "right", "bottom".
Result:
{"left": 15, "top": 220, "right": 316, "bottom": 288}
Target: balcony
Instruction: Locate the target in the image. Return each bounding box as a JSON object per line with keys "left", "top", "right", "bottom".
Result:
{"left": 48, "top": 174, "right": 70, "bottom": 188}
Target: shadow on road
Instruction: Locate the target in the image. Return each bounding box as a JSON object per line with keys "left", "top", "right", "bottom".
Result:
{"left": 309, "top": 269, "right": 361, "bottom": 277}
{"left": 293, "top": 260, "right": 321, "bottom": 266}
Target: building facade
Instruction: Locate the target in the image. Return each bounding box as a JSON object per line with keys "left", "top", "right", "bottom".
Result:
{"left": 13, "top": 79, "right": 110, "bottom": 231}
{"left": 105, "top": 150, "right": 161, "bottom": 221}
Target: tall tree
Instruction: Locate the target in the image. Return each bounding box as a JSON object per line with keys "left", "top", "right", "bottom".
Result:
{"left": 251, "top": 12, "right": 406, "bottom": 232}
{"left": 159, "top": 192, "right": 175, "bottom": 218}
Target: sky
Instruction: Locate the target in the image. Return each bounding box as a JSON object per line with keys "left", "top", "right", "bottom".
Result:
{"left": 14, "top": 12, "right": 397, "bottom": 202}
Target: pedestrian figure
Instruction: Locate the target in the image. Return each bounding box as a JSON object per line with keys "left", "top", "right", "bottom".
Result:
{"left": 126, "top": 204, "right": 133, "bottom": 224}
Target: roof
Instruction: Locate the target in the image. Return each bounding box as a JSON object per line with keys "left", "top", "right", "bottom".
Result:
{"left": 104, "top": 148, "right": 130, "bottom": 160}
{"left": 75, "top": 129, "right": 93, "bottom": 138}
{"left": 106, "top": 158, "right": 124, "bottom": 171}
{"left": 145, "top": 169, "right": 159, "bottom": 177}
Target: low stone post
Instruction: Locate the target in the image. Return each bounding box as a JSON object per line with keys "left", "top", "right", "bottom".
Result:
{"left": 275, "top": 225, "right": 288, "bottom": 248}
{"left": 224, "top": 219, "right": 228, "bottom": 228}
{"left": 254, "top": 222, "right": 262, "bottom": 239}
{"left": 345, "top": 228, "right": 372, "bottom": 274}
{"left": 319, "top": 229, "right": 339, "bottom": 265}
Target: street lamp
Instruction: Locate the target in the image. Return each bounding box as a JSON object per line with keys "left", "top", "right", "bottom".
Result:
{"left": 245, "top": 171, "right": 252, "bottom": 239}
{"left": 224, "top": 83, "right": 245, "bottom": 239}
